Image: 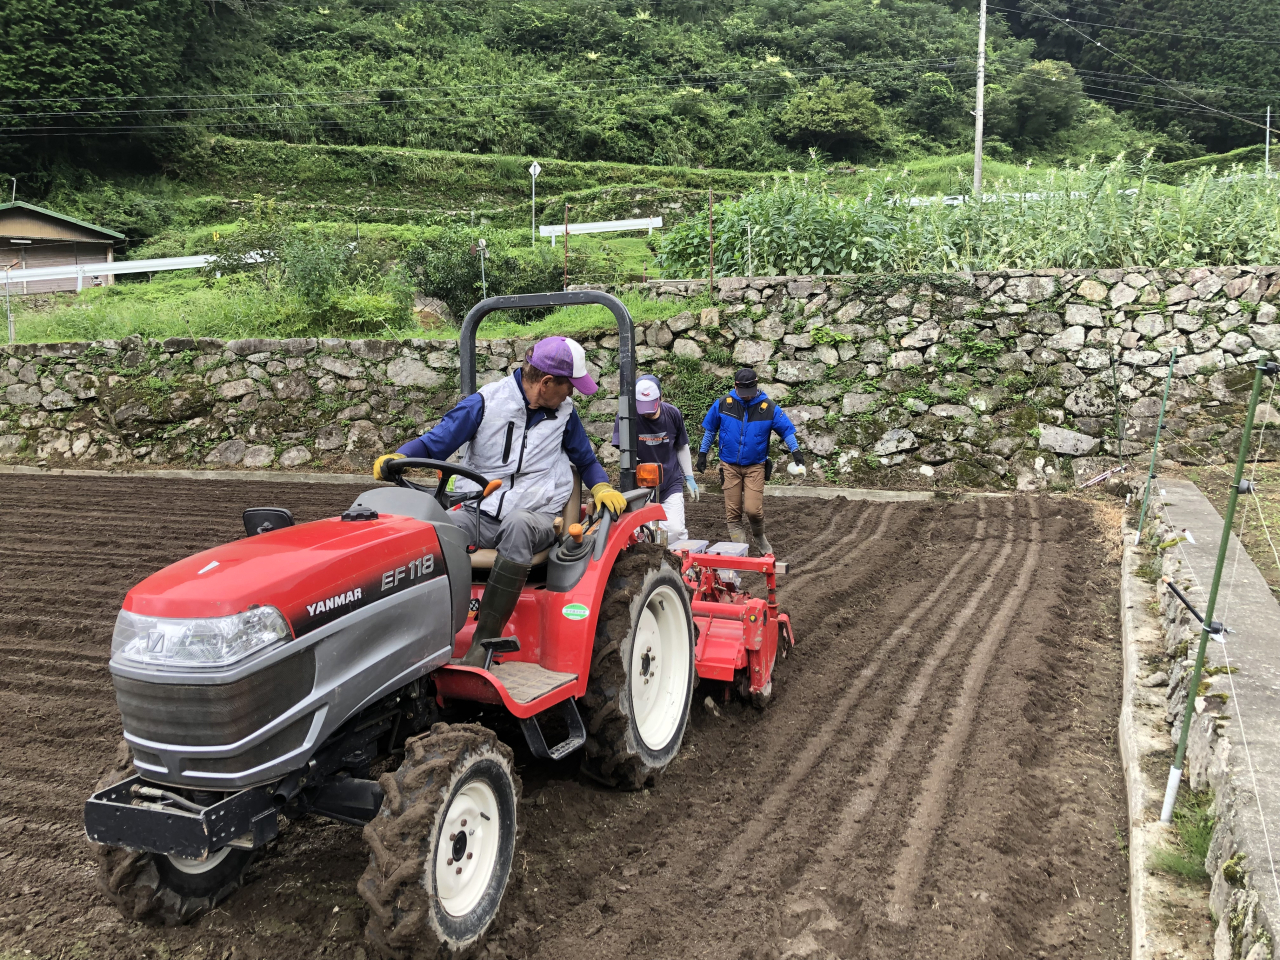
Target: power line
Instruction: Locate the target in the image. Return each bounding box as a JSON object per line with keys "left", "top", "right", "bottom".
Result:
{"left": 1036, "top": 0, "right": 1280, "bottom": 44}
{"left": 3, "top": 72, "right": 974, "bottom": 137}
{"left": 0, "top": 55, "right": 967, "bottom": 108}
{"left": 993, "top": 4, "right": 1280, "bottom": 46}
{"left": 1018, "top": 0, "right": 1276, "bottom": 133}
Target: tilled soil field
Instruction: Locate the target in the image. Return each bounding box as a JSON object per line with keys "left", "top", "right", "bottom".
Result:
{"left": 0, "top": 475, "right": 1128, "bottom": 960}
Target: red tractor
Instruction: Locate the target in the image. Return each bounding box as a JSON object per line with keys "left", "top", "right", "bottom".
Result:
{"left": 85, "top": 292, "right": 793, "bottom": 958}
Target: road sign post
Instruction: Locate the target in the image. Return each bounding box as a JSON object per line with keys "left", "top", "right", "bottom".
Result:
{"left": 528, "top": 161, "right": 541, "bottom": 247}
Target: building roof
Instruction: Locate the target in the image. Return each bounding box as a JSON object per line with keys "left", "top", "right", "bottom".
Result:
{"left": 0, "top": 201, "right": 125, "bottom": 241}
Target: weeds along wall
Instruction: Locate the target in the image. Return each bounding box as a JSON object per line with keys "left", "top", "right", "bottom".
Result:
{"left": 3, "top": 265, "right": 1280, "bottom": 487}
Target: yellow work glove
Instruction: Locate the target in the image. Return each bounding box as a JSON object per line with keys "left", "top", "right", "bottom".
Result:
{"left": 373, "top": 452, "right": 405, "bottom": 481}
{"left": 591, "top": 482, "right": 628, "bottom": 518}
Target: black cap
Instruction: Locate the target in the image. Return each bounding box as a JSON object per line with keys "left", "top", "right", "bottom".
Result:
{"left": 734, "top": 368, "right": 758, "bottom": 386}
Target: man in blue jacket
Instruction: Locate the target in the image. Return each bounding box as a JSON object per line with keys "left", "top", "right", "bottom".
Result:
{"left": 696, "top": 368, "right": 805, "bottom": 555}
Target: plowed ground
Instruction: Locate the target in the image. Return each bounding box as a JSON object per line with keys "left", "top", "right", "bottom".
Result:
{"left": 0, "top": 476, "right": 1128, "bottom": 960}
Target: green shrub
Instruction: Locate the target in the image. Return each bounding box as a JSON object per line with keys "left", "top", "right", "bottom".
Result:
{"left": 402, "top": 227, "right": 622, "bottom": 321}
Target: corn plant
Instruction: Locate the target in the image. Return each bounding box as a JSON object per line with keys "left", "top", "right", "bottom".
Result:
{"left": 658, "top": 154, "right": 1280, "bottom": 277}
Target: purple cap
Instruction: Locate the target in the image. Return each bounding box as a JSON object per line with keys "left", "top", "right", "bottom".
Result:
{"left": 527, "top": 336, "right": 598, "bottom": 395}
{"left": 636, "top": 374, "right": 662, "bottom": 414}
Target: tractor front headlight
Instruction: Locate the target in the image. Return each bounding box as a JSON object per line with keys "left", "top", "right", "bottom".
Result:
{"left": 111, "top": 606, "right": 291, "bottom": 668}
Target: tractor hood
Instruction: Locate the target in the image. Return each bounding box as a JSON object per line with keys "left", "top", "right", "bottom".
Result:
{"left": 122, "top": 515, "right": 446, "bottom": 638}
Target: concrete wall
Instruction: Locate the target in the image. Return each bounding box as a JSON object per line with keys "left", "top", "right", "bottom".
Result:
{"left": 1147, "top": 504, "right": 1279, "bottom": 960}
{"left": 3, "top": 265, "right": 1280, "bottom": 481}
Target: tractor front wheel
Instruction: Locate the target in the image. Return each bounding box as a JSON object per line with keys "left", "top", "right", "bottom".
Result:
{"left": 358, "top": 723, "right": 519, "bottom": 960}
{"left": 581, "top": 544, "right": 695, "bottom": 790}
{"left": 91, "top": 740, "right": 257, "bottom": 925}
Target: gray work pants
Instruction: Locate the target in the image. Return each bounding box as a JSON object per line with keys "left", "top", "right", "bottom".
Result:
{"left": 449, "top": 507, "right": 558, "bottom": 565}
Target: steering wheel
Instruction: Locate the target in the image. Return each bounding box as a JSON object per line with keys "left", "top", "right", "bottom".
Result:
{"left": 380, "top": 457, "right": 501, "bottom": 509}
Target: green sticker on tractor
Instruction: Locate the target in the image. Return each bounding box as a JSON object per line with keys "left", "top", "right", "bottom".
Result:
{"left": 561, "top": 603, "right": 589, "bottom": 621}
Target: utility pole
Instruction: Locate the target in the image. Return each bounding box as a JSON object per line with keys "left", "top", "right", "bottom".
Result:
{"left": 973, "top": 0, "right": 987, "bottom": 198}
{"left": 563, "top": 204, "right": 569, "bottom": 291}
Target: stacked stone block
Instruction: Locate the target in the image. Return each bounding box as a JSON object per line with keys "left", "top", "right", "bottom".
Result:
{"left": 3, "top": 265, "right": 1279, "bottom": 486}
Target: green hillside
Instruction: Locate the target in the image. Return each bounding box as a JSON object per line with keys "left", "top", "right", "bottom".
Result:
{"left": 4, "top": 0, "right": 1273, "bottom": 345}
{"left": 4, "top": 0, "right": 1198, "bottom": 182}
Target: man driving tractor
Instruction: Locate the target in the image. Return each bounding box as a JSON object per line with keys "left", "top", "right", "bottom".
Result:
{"left": 374, "top": 336, "right": 629, "bottom": 665}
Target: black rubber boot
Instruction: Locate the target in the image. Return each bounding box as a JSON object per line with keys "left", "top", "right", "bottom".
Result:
{"left": 459, "top": 555, "right": 531, "bottom": 667}
{"left": 749, "top": 517, "right": 773, "bottom": 556}
{"left": 727, "top": 522, "right": 749, "bottom": 545}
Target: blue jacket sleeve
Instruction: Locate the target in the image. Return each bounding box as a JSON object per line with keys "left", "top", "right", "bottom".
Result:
{"left": 699, "top": 402, "right": 721, "bottom": 453}
{"left": 396, "top": 392, "right": 485, "bottom": 460}
{"left": 564, "top": 409, "right": 609, "bottom": 488}
{"left": 772, "top": 404, "right": 800, "bottom": 452}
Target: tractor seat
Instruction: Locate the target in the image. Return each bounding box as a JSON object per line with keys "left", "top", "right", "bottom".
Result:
{"left": 470, "top": 516, "right": 562, "bottom": 569}
{"left": 469, "top": 547, "right": 550, "bottom": 569}
{"left": 469, "top": 472, "right": 581, "bottom": 573}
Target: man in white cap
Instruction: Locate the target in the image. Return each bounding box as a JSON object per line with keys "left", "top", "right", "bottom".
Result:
{"left": 612, "top": 374, "right": 700, "bottom": 543}
{"left": 374, "top": 336, "right": 628, "bottom": 665}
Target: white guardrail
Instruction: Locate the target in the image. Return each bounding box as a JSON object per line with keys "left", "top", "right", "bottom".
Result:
{"left": 539, "top": 216, "right": 662, "bottom": 245}
{"left": 2, "top": 254, "right": 216, "bottom": 291}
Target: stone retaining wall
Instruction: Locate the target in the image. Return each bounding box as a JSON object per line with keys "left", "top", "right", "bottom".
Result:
{"left": 3, "top": 266, "right": 1280, "bottom": 482}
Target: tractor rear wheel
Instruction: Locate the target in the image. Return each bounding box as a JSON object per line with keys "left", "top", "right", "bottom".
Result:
{"left": 580, "top": 544, "right": 695, "bottom": 790}
{"left": 359, "top": 723, "right": 519, "bottom": 960}
{"left": 91, "top": 740, "right": 258, "bottom": 925}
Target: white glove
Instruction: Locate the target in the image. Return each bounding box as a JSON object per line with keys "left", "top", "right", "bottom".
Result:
{"left": 787, "top": 462, "right": 807, "bottom": 477}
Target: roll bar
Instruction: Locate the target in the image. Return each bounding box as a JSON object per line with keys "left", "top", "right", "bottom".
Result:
{"left": 458, "top": 291, "right": 639, "bottom": 492}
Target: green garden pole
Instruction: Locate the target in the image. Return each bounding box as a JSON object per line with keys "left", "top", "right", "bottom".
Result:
{"left": 1160, "top": 359, "right": 1278, "bottom": 823}
{"left": 1112, "top": 348, "right": 1123, "bottom": 460}
{"left": 1135, "top": 348, "right": 1178, "bottom": 545}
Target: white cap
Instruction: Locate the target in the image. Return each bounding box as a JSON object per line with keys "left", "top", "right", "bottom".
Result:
{"left": 635, "top": 375, "right": 662, "bottom": 414}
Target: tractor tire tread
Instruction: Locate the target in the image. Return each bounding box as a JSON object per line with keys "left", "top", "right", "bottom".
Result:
{"left": 90, "top": 740, "right": 256, "bottom": 926}
{"left": 579, "top": 544, "right": 693, "bottom": 791}
{"left": 358, "top": 723, "right": 519, "bottom": 960}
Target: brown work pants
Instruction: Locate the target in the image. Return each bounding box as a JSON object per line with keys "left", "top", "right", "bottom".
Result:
{"left": 721, "top": 462, "right": 766, "bottom": 524}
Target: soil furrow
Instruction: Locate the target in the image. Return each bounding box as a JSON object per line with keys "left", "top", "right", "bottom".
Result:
{"left": 883, "top": 502, "right": 1044, "bottom": 923}
{"left": 780, "top": 502, "right": 1021, "bottom": 899}
{"left": 709, "top": 501, "right": 992, "bottom": 884}
{"left": 0, "top": 476, "right": 1126, "bottom": 960}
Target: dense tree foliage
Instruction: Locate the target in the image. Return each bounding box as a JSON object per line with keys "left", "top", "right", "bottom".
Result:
{"left": 0, "top": 0, "right": 216, "bottom": 166}
{"left": 0, "top": 0, "right": 1225, "bottom": 175}
{"left": 1007, "top": 0, "right": 1280, "bottom": 154}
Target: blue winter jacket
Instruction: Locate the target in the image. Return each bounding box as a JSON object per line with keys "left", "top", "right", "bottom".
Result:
{"left": 699, "top": 389, "right": 799, "bottom": 466}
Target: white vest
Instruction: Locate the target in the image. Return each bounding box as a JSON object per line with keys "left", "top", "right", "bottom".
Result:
{"left": 456, "top": 374, "right": 575, "bottom": 519}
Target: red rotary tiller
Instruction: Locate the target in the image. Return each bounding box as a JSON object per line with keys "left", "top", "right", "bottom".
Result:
{"left": 675, "top": 547, "right": 795, "bottom": 706}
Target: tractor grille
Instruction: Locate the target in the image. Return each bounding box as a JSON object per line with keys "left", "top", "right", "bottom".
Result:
{"left": 180, "top": 711, "right": 316, "bottom": 775}
{"left": 114, "top": 648, "right": 316, "bottom": 747}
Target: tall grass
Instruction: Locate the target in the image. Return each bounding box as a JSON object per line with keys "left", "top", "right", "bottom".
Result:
{"left": 659, "top": 154, "right": 1280, "bottom": 276}
{"left": 1150, "top": 790, "right": 1215, "bottom": 883}
{"left": 11, "top": 276, "right": 421, "bottom": 344}
{"left": 10, "top": 278, "right": 702, "bottom": 345}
